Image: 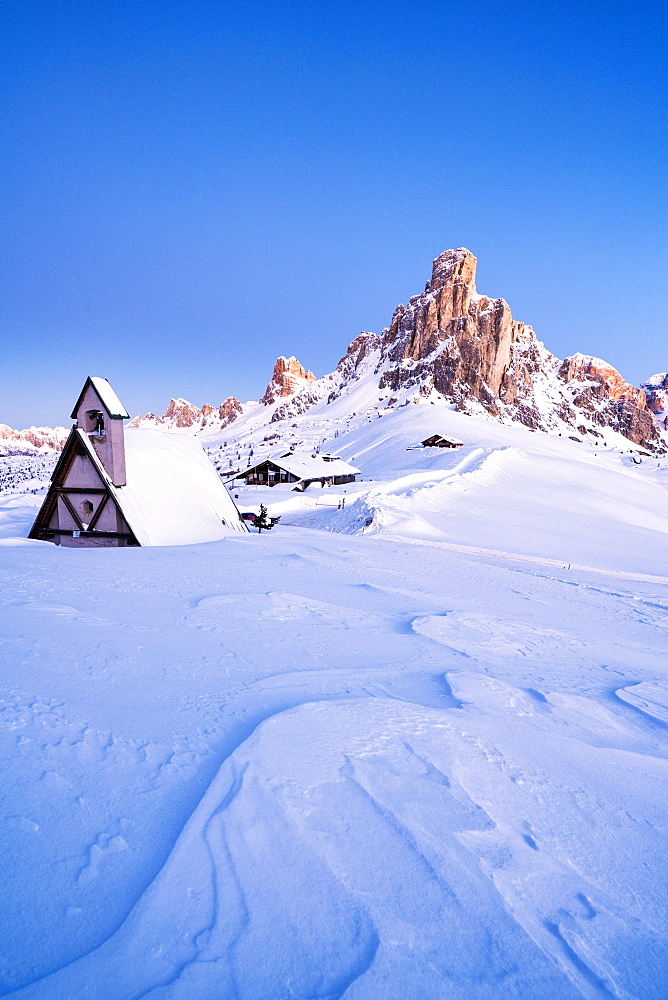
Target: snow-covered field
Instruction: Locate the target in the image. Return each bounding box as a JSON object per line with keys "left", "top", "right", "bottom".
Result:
{"left": 1, "top": 407, "right": 668, "bottom": 999}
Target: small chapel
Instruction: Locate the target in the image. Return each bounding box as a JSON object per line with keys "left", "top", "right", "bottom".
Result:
{"left": 29, "top": 377, "right": 248, "bottom": 547}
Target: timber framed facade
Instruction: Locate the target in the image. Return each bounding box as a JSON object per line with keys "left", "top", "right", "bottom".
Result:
{"left": 29, "top": 427, "right": 138, "bottom": 546}
{"left": 30, "top": 376, "right": 249, "bottom": 547}
{"left": 237, "top": 454, "right": 359, "bottom": 491}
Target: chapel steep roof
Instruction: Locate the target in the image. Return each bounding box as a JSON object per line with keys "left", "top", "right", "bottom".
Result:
{"left": 70, "top": 377, "right": 130, "bottom": 421}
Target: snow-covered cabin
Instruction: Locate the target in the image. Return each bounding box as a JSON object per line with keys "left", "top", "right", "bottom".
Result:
{"left": 30, "top": 377, "right": 248, "bottom": 546}
{"left": 236, "top": 452, "right": 360, "bottom": 491}
{"left": 421, "top": 434, "right": 464, "bottom": 448}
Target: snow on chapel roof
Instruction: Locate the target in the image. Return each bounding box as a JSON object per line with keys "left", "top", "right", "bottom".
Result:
{"left": 118, "top": 429, "right": 247, "bottom": 545}
{"left": 70, "top": 427, "right": 246, "bottom": 545}
{"left": 70, "top": 376, "right": 130, "bottom": 420}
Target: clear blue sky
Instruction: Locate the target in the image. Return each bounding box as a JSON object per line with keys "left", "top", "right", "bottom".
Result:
{"left": 2, "top": 0, "right": 666, "bottom": 427}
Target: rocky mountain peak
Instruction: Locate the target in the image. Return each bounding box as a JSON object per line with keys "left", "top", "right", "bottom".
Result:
{"left": 370, "top": 250, "right": 665, "bottom": 452}
{"left": 426, "top": 247, "right": 478, "bottom": 294}
{"left": 218, "top": 397, "right": 243, "bottom": 425}
{"left": 378, "top": 248, "right": 521, "bottom": 403}
{"left": 162, "top": 398, "right": 207, "bottom": 428}
{"left": 260, "top": 356, "right": 316, "bottom": 406}
{"left": 130, "top": 395, "right": 243, "bottom": 432}
{"left": 559, "top": 354, "right": 647, "bottom": 407}
{"left": 0, "top": 423, "right": 69, "bottom": 455}
{"left": 256, "top": 249, "right": 665, "bottom": 453}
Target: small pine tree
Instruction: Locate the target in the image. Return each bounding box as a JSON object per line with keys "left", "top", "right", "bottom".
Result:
{"left": 255, "top": 504, "right": 272, "bottom": 532}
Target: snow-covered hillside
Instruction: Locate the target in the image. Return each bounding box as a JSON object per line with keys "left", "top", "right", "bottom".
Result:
{"left": 1, "top": 406, "right": 668, "bottom": 998}
{"left": 0, "top": 424, "right": 68, "bottom": 456}
{"left": 6, "top": 251, "right": 666, "bottom": 469}
{"left": 126, "top": 250, "right": 667, "bottom": 457}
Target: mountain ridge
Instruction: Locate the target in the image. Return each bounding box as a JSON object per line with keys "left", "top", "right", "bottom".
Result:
{"left": 4, "top": 249, "right": 665, "bottom": 455}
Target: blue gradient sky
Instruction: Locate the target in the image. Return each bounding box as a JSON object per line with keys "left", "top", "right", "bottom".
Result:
{"left": 2, "top": 0, "right": 666, "bottom": 427}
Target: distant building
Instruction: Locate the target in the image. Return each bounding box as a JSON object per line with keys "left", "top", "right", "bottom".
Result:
{"left": 29, "top": 377, "right": 248, "bottom": 546}
{"left": 236, "top": 452, "right": 360, "bottom": 491}
{"left": 421, "top": 434, "right": 464, "bottom": 448}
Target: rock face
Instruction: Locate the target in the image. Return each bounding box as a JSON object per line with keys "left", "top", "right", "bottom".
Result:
{"left": 559, "top": 355, "right": 646, "bottom": 406}
{"left": 378, "top": 249, "right": 531, "bottom": 412}
{"left": 218, "top": 397, "right": 243, "bottom": 428}
{"left": 163, "top": 398, "right": 207, "bottom": 428}
{"left": 260, "top": 356, "right": 316, "bottom": 406}
{"left": 130, "top": 396, "right": 243, "bottom": 432}
{"left": 268, "top": 248, "right": 664, "bottom": 452}
{"left": 0, "top": 424, "right": 68, "bottom": 454}
{"left": 375, "top": 247, "right": 553, "bottom": 428}
{"left": 558, "top": 354, "right": 659, "bottom": 447}
{"left": 641, "top": 373, "right": 668, "bottom": 430}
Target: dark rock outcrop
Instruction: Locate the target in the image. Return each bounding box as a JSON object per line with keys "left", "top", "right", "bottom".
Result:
{"left": 369, "top": 248, "right": 664, "bottom": 450}
{"left": 260, "top": 356, "right": 316, "bottom": 406}
{"left": 130, "top": 395, "right": 243, "bottom": 431}
{"left": 377, "top": 249, "right": 536, "bottom": 413}
{"left": 558, "top": 354, "right": 660, "bottom": 448}
{"left": 218, "top": 397, "right": 242, "bottom": 428}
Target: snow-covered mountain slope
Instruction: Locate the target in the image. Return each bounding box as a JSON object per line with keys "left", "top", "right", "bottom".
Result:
{"left": 223, "top": 403, "right": 668, "bottom": 579}
{"left": 4, "top": 251, "right": 664, "bottom": 461}
{"left": 1, "top": 249, "right": 668, "bottom": 998}
{"left": 0, "top": 424, "right": 68, "bottom": 456}
{"left": 129, "top": 249, "right": 666, "bottom": 457}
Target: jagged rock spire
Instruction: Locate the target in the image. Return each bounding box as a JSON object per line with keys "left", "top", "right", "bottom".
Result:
{"left": 260, "top": 356, "right": 316, "bottom": 406}
{"left": 427, "top": 248, "right": 477, "bottom": 294}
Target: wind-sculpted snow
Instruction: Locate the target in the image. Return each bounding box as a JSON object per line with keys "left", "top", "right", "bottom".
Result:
{"left": 2, "top": 415, "right": 668, "bottom": 998}
{"left": 7, "top": 668, "right": 668, "bottom": 999}
{"left": 320, "top": 447, "right": 525, "bottom": 540}
{"left": 615, "top": 681, "right": 668, "bottom": 725}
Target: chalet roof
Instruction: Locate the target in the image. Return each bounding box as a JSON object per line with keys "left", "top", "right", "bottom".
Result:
{"left": 240, "top": 452, "right": 360, "bottom": 481}
{"left": 70, "top": 377, "right": 130, "bottom": 420}
{"left": 421, "top": 434, "right": 464, "bottom": 446}
{"left": 70, "top": 427, "right": 247, "bottom": 545}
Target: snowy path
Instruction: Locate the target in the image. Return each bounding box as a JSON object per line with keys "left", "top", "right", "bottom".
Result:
{"left": 1, "top": 527, "right": 667, "bottom": 998}
{"left": 379, "top": 532, "right": 668, "bottom": 585}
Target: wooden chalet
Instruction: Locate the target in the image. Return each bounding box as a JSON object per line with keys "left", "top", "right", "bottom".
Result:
{"left": 237, "top": 452, "right": 360, "bottom": 491}
{"left": 30, "top": 377, "right": 248, "bottom": 547}
{"left": 421, "top": 434, "right": 464, "bottom": 448}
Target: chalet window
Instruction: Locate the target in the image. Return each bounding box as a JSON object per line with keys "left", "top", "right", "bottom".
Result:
{"left": 80, "top": 500, "right": 94, "bottom": 517}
